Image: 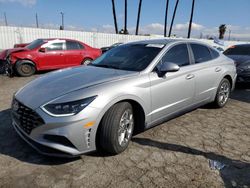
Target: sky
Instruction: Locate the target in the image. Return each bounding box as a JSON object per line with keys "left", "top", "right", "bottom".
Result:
{"left": 0, "top": 0, "right": 250, "bottom": 41}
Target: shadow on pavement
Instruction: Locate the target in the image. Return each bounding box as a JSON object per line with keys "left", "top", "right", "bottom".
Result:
{"left": 231, "top": 83, "right": 250, "bottom": 103}
{"left": 0, "top": 109, "right": 79, "bottom": 165}
{"left": 132, "top": 137, "right": 250, "bottom": 188}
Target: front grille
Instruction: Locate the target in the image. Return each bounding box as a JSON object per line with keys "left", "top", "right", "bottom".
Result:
{"left": 12, "top": 99, "right": 44, "bottom": 134}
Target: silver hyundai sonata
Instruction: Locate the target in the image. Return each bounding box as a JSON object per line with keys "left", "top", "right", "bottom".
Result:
{"left": 11, "top": 39, "right": 236, "bottom": 157}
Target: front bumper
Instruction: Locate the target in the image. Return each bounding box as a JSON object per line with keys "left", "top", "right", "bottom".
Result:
{"left": 5, "top": 58, "right": 14, "bottom": 77}
{"left": 11, "top": 99, "right": 101, "bottom": 157}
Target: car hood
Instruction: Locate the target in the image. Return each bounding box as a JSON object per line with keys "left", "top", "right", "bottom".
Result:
{"left": 15, "top": 65, "right": 138, "bottom": 109}
{"left": 0, "top": 48, "right": 28, "bottom": 60}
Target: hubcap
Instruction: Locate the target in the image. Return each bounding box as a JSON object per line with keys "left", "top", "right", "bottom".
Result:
{"left": 21, "top": 64, "right": 31, "bottom": 74}
{"left": 118, "top": 110, "right": 134, "bottom": 147}
{"left": 83, "top": 60, "right": 91, "bottom": 65}
{"left": 218, "top": 81, "right": 230, "bottom": 105}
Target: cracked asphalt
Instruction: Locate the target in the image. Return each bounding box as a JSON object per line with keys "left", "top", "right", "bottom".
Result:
{"left": 0, "top": 74, "right": 249, "bottom": 188}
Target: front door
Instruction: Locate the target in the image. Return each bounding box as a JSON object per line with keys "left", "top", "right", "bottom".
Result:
{"left": 150, "top": 43, "right": 195, "bottom": 123}
{"left": 38, "top": 40, "right": 65, "bottom": 69}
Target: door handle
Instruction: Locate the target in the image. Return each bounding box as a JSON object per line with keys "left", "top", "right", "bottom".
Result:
{"left": 215, "top": 67, "right": 222, "bottom": 72}
{"left": 186, "top": 74, "right": 195, "bottom": 80}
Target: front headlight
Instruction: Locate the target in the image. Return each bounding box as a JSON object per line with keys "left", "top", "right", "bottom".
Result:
{"left": 41, "top": 96, "right": 97, "bottom": 117}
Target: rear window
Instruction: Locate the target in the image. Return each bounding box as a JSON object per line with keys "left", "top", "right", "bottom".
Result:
{"left": 66, "top": 41, "right": 83, "bottom": 50}
{"left": 191, "top": 44, "right": 212, "bottom": 63}
{"left": 224, "top": 46, "right": 250, "bottom": 55}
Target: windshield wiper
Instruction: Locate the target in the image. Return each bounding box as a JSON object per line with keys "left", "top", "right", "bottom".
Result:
{"left": 89, "top": 64, "right": 120, "bottom": 70}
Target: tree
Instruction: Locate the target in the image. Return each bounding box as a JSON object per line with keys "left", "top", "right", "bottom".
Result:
{"left": 135, "top": 0, "right": 142, "bottom": 35}
{"left": 219, "top": 24, "right": 226, "bottom": 39}
{"left": 187, "top": 0, "right": 195, "bottom": 38}
{"left": 111, "top": 0, "right": 118, "bottom": 34}
{"left": 168, "top": 0, "right": 179, "bottom": 37}
{"left": 164, "top": 0, "right": 169, "bottom": 37}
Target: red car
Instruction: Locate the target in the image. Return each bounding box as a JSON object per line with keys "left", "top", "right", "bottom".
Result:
{"left": 4, "top": 38, "right": 102, "bottom": 76}
{"left": 13, "top": 43, "right": 30, "bottom": 48}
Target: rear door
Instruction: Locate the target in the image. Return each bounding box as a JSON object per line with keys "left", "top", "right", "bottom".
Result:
{"left": 150, "top": 43, "right": 195, "bottom": 123}
{"left": 189, "top": 43, "right": 222, "bottom": 103}
{"left": 64, "top": 41, "right": 85, "bottom": 66}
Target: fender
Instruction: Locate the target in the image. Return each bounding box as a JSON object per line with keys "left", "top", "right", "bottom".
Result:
{"left": 94, "top": 94, "right": 150, "bottom": 129}
{"left": 15, "top": 59, "right": 36, "bottom": 67}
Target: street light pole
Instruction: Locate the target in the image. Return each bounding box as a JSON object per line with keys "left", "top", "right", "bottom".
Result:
{"left": 60, "top": 12, "right": 64, "bottom": 30}
{"left": 4, "top": 12, "right": 8, "bottom": 26}
{"left": 36, "top": 13, "right": 39, "bottom": 28}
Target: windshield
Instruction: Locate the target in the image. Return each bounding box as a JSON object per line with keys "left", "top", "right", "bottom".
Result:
{"left": 91, "top": 43, "right": 164, "bottom": 71}
{"left": 26, "top": 39, "right": 46, "bottom": 50}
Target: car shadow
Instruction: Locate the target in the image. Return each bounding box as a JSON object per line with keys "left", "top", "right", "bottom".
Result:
{"left": 0, "top": 109, "right": 79, "bottom": 165}
{"left": 132, "top": 137, "right": 250, "bottom": 188}
{"left": 231, "top": 83, "right": 250, "bottom": 103}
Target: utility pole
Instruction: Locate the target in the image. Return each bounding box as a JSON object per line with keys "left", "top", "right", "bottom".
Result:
{"left": 4, "top": 12, "right": 8, "bottom": 26}
{"left": 124, "top": 0, "right": 128, "bottom": 34}
{"left": 135, "top": 0, "right": 142, "bottom": 35}
{"left": 111, "top": 0, "right": 118, "bottom": 34}
{"left": 164, "top": 0, "right": 169, "bottom": 37}
{"left": 187, "top": 0, "right": 195, "bottom": 38}
{"left": 168, "top": 0, "right": 179, "bottom": 37}
{"left": 35, "top": 13, "right": 39, "bottom": 28}
{"left": 60, "top": 12, "right": 64, "bottom": 30}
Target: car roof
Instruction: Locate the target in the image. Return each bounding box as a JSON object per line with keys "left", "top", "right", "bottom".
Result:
{"left": 128, "top": 38, "right": 209, "bottom": 46}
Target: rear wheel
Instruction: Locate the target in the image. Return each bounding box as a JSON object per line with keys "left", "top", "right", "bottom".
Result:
{"left": 213, "top": 78, "right": 231, "bottom": 108}
{"left": 81, "top": 58, "right": 92, "bottom": 66}
{"left": 16, "top": 60, "right": 36, "bottom": 77}
{"left": 99, "top": 102, "right": 134, "bottom": 154}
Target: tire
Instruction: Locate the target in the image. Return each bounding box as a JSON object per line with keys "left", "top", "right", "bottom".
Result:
{"left": 81, "top": 58, "right": 92, "bottom": 66}
{"left": 99, "top": 102, "right": 134, "bottom": 154}
{"left": 213, "top": 78, "right": 231, "bottom": 108}
{"left": 15, "top": 60, "right": 36, "bottom": 77}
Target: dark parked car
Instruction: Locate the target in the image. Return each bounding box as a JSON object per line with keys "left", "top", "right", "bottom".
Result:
{"left": 2, "top": 38, "right": 102, "bottom": 77}
{"left": 224, "top": 44, "right": 250, "bottom": 83}
{"left": 101, "top": 42, "right": 123, "bottom": 53}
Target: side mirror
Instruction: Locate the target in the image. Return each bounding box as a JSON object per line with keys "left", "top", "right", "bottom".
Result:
{"left": 156, "top": 62, "right": 180, "bottom": 77}
{"left": 39, "top": 47, "right": 46, "bottom": 53}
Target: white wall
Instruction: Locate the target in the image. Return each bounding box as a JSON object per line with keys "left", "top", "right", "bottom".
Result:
{"left": 0, "top": 26, "right": 248, "bottom": 50}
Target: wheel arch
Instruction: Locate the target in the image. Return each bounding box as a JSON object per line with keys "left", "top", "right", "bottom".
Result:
{"left": 15, "top": 59, "right": 37, "bottom": 69}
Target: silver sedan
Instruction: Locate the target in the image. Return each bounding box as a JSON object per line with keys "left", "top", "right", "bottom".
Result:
{"left": 11, "top": 39, "right": 237, "bottom": 157}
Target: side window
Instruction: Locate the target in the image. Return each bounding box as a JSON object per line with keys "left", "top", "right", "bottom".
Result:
{"left": 66, "top": 41, "right": 81, "bottom": 50}
{"left": 210, "top": 48, "right": 220, "bottom": 59}
{"left": 191, "top": 44, "right": 212, "bottom": 63}
{"left": 46, "top": 43, "right": 63, "bottom": 51}
{"left": 78, "top": 42, "right": 84, "bottom": 49}
{"left": 161, "top": 44, "right": 190, "bottom": 67}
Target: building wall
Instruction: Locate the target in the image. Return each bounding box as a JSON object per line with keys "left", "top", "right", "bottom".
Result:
{"left": 0, "top": 26, "right": 248, "bottom": 50}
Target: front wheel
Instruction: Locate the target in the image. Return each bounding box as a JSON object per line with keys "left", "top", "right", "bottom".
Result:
{"left": 99, "top": 102, "right": 134, "bottom": 154}
{"left": 16, "top": 60, "right": 36, "bottom": 77}
{"left": 213, "top": 78, "right": 231, "bottom": 108}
